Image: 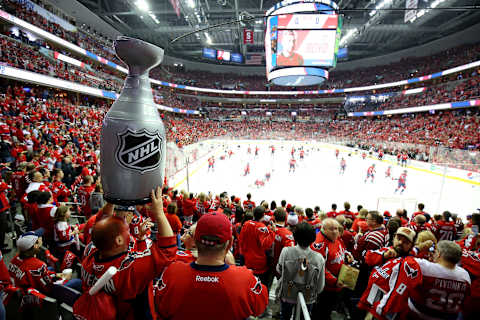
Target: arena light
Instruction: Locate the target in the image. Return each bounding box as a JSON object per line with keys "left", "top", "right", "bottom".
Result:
{"left": 135, "top": 0, "right": 150, "bottom": 11}
{"left": 187, "top": 0, "right": 196, "bottom": 8}
{"left": 205, "top": 33, "right": 212, "bottom": 44}
{"left": 340, "top": 28, "right": 357, "bottom": 46}
{"left": 149, "top": 12, "right": 160, "bottom": 24}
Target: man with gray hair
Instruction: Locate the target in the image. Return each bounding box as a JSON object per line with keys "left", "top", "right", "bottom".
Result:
{"left": 311, "top": 218, "right": 351, "bottom": 318}
{"left": 373, "top": 240, "right": 471, "bottom": 319}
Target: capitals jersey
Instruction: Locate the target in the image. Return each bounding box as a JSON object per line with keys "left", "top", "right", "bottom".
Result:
{"left": 8, "top": 255, "right": 55, "bottom": 294}
{"left": 272, "top": 226, "right": 295, "bottom": 273}
{"left": 148, "top": 262, "right": 268, "bottom": 320}
{"left": 434, "top": 221, "right": 457, "bottom": 241}
{"left": 367, "top": 166, "right": 375, "bottom": 175}
{"left": 51, "top": 180, "right": 71, "bottom": 202}
{"left": 406, "top": 259, "right": 470, "bottom": 320}
{"left": 80, "top": 236, "right": 176, "bottom": 320}
{"left": 76, "top": 185, "right": 96, "bottom": 217}
{"left": 175, "top": 250, "right": 196, "bottom": 264}
{"left": 358, "top": 256, "right": 409, "bottom": 319}
{"left": 239, "top": 220, "right": 275, "bottom": 275}
{"left": 311, "top": 231, "right": 346, "bottom": 291}
{"left": 460, "top": 249, "right": 480, "bottom": 317}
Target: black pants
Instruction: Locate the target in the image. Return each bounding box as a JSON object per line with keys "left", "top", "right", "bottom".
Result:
{"left": 0, "top": 211, "right": 8, "bottom": 248}
{"left": 257, "top": 269, "right": 274, "bottom": 292}
{"left": 313, "top": 289, "right": 342, "bottom": 319}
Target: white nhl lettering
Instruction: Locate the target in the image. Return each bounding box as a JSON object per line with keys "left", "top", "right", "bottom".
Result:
{"left": 128, "top": 149, "right": 139, "bottom": 163}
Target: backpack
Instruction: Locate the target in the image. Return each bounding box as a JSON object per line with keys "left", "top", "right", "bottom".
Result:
{"left": 276, "top": 247, "right": 324, "bottom": 305}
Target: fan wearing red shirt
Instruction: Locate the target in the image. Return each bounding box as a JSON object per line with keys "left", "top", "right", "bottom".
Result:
{"left": 0, "top": 180, "right": 11, "bottom": 248}
{"left": 35, "top": 191, "right": 58, "bottom": 242}
{"left": 410, "top": 203, "right": 428, "bottom": 222}
{"left": 81, "top": 187, "right": 176, "bottom": 320}
{"left": 10, "top": 162, "right": 27, "bottom": 201}
{"left": 148, "top": 212, "right": 268, "bottom": 320}
{"left": 311, "top": 218, "right": 350, "bottom": 319}
{"left": 76, "top": 175, "right": 96, "bottom": 218}
{"left": 242, "top": 193, "right": 255, "bottom": 211}
{"left": 51, "top": 168, "right": 71, "bottom": 202}
{"left": 239, "top": 206, "right": 275, "bottom": 287}
{"left": 338, "top": 202, "right": 356, "bottom": 220}
{"left": 271, "top": 208, "right": 295, "bottom": 277}
{"left": 327, "top": 203, "right": 338, "bottom": 218}
{"left": 305, "top": 208, "right": 322, "bottom": 230}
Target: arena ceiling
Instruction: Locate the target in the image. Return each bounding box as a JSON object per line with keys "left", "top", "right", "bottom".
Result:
{"left": 79, "top": 0, "right": 480, "bottom": 63}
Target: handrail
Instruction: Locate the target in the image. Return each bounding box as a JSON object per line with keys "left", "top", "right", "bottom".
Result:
{"left": 295, "top": 292, "right": 311, "bottom": 320}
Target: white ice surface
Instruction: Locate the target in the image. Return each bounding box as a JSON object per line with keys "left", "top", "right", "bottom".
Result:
{"left": 171, "top": 140, "right": 480, "bottom": 219}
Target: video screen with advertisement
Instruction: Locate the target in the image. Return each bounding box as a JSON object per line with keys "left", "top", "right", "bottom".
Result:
{"left": 217, "top": 50, "right": 231, "bottom": 61}
{"left": 202, "top": 48, "right": 216, "bottom": 59}
{"left": 231, "top": 53, "right": 243, "bottom": 63}
{"left": 275, "top": 29, "right": 336, "bottom": 67}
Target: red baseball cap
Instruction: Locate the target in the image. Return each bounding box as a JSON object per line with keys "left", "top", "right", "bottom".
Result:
{"left": 194, "top": 213, "right": 232, "bottom": 246}
{"left": 383, "top": 211, "right": 391, "bottom": 217}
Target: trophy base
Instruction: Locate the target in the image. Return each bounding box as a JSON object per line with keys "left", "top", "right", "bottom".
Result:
{"left": 103, "top": 195, "right": 152, "bottom": 206}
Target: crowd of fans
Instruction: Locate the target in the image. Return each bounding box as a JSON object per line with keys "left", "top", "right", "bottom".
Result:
{"left": 0, "top": 34, "right": 122, "bottom": 92}
{"left": 2, "top": 0, "right": 122, "bottom": 67}
{"left": 0, "top": 146, "right": 479, "bottom": 319}
{"left": 346, "top": 72, "right": 480, "bottom": 113}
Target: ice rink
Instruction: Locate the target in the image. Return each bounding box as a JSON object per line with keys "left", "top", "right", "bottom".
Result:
{"left": 172, "top": 140, "right": 480, "bottom": 219}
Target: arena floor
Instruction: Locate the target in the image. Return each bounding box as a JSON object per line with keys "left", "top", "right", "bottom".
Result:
{"left": 172, "top": 140, "right": 480, "bottom": 219}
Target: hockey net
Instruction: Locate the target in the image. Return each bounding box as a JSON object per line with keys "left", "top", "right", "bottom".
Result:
{"left": 377, "top": 197, "right": 418, "bottom": 215}
{"left": 165, "top": 140, "right": 218, "bottom": 189}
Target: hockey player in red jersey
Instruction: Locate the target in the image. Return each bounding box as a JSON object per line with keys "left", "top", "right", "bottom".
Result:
{"left": 378, "top": 149, "right": 384, "bottom": 160}
{"left": 81, "top": 187, "right": 176, "bottom": 320}
{"left": 149, "top": 212, "right": 268, "bottom": 320}
{"left": 394, "top": 170, "right": 407, "bottom": 194}
{"left": 207, "top": 157, "right": 215, "bottom": 172}
{"left": 362, "top": 151, "right": 367, "bottom": 160}
{"left": 401, "top": 152, "right": 408, "bottom": 167}
{"left": 255, "top": 146, "right": 259, "bottom": 157}
{"left": 299, "top": 149, "right": 305, "bottom": 160}
{"left": 385, "top": 166, "right": 391, "bottom": 178}
{"left": 291, "top": 147, "right": 295, "bottom": 157}
{"left": 339, "top": 158, "right": 346, "bottom": 175}
{"left": 365, "top": 164, "right": 376, "bottom": 183}
{"left": 289, "top": 158, "right": 296, "bottom": 173}
{"left": 335, "top": 149, "right": 339, "bottom": 159}
{"left": 244, "top": 162, "right": 250, "bottom": 176}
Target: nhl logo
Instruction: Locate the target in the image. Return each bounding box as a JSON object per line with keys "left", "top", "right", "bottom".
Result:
{"left": 116, "top": 129, "right": 163, "bottom": 173}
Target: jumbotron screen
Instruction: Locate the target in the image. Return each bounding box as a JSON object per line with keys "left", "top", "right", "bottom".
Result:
{"left": 266, "top": 14, "right": 339, "bottom": 73}
{"left": 217, "top": 50, "right": 231, "bottom": 61}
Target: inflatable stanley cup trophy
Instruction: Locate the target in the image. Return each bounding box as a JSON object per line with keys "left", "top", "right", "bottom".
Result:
{"left": 101, "top": 36, "right": 165, "bottom": 205}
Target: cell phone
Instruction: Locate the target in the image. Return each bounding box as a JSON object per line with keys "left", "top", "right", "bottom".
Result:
{"left": 472, "top": 225, "right": 479, "bottom": 236}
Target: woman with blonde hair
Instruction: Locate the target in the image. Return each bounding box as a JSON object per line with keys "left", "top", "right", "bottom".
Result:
{"left": 415, "top": 230, "right": 437, "bottom": 260}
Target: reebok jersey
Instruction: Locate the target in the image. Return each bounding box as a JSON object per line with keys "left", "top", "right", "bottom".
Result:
{"left": 148, "top": 262, "right": 268, "bottom": 320}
